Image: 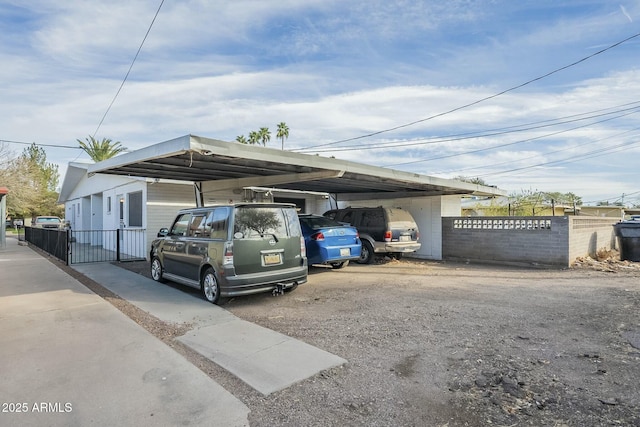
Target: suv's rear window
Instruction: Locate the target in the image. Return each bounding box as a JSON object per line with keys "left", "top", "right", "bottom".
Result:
{"left": 387, "top": 209, "right": 416, "bottom": 223}
{"left": 234, "top": 207, "right": 288, "bottom": 239}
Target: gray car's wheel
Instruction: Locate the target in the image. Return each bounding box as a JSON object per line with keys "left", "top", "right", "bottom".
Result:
{"left": 358, "top": 241, "right": 374, "bottom": 264}
{"left": 330, "top": 260, "right": 349, "bottom": 269}
{"left": 150, "top": 257, "right": 165, "bottom": 282}
{"left": 201, "top": 267, "right": 220, "bottom": 304}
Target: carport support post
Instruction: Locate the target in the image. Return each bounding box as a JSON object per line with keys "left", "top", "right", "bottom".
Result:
{"left": 194, "top": 182, "right": 204, "bottom": 207}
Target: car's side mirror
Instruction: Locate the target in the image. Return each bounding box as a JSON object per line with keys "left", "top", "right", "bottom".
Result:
{"left": 157, "top": 228, "right": 169, "bottom": 237}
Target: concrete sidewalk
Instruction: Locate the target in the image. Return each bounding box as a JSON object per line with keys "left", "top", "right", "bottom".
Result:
{"left": 0, "top": 237, "right": 249, "bottom": 427}
{"left": 72, "top": 260, "right": 347, "bottom": 396}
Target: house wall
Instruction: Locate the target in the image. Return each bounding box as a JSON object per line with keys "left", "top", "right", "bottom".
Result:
{"left": 442, "top": 216, "right": 617, "bottom": 268}
{"left": 146, "top": 182, "right": 198, "bottom": 256}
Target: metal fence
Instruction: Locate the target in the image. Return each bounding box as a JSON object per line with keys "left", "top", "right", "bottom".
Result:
{"left": 25, "top": 227, "right": 68, "bottom": 264}
{"left": 25, "top": 227, "right": 147, "bottom": 264}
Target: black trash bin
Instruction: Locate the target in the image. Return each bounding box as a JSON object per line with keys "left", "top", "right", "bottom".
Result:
{"left": 613, "top": 221, "right": 640, "bottom": 262}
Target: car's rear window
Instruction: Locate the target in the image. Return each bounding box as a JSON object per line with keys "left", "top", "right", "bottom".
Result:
{"left": 234, "top": 207, "right": 288, "bottom": 239}
{"left": 300, "top": 216, "right": 344, "bottom": 229}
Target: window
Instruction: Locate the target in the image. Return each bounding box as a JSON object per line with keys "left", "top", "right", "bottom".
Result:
{"left": 170, "top": 213, "right": 191, "bottom": 236}
{"left": 188, "top": 213, "right": 209, "bottom": 238}
{"left": 107, "top": 196, "right": 112, "bottom": 214}
{"left": 128, "top": 191, "right": 143, "bottom": 227}
{"left": 234, "top": 207, "right": 286, "bottom": 239}
{"left": 207, "top": 207, "right": 230, "bottom": 239}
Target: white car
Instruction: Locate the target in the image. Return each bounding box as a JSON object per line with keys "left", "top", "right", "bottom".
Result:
{"left": 33, "top": 216, "right": 63, "bottom": 229}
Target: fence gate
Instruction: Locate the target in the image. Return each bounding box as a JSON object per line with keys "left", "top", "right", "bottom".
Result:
{"left": 69, "top": 229, "right": 147, "bottom": 264}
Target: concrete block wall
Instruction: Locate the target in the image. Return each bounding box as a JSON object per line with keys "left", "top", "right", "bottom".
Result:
{"left": 442, "top": 216, "right": 570, "bottom": 268}
{"left": 568, "top": 217, "right": 618, "bottom": 260}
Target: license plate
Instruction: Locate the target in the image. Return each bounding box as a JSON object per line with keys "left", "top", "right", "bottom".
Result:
{"left": 340, "top": 248, "right": 350, "bottom": 256}
{"left": 399, "top": 235, "right": 410, "bottom": 242}
{"left": 263, "top": 253, "right": 282, "bottom": 265}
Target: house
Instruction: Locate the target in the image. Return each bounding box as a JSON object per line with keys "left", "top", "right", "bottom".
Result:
{"left": 57, "top": 135, "right": 506, "bottom": 262}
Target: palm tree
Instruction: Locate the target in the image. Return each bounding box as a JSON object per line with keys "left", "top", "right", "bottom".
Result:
{"left": 276, "top": 122, "right": 289, "bottom": 150}
{"left": 259, "top": 127, "right": 271, "bottom": 146}
{"left": 248, "top": 131, "right": 260, "bottom": 145}
{"left": 77, "top": 136, "right": 127, "bottom": 162}
{"left": 236, "top": 135, "right": 248, "bottom": 144}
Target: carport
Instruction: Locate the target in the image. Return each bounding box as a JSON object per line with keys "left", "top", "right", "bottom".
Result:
{"left": 89, "top": 134, "right": 505, "bottom": 204}
{"left": 84, "top": 134, "right": 506, "bottom": 260}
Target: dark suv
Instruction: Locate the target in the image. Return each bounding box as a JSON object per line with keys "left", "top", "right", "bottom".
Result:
{"left": 323, "top": 206, "right": 420, "bottom": 263}
{"left": 150, "top": 203, "right": 307, "bottom": 304}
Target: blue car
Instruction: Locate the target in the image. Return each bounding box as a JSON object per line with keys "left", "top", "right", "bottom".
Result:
{"left": 299, "top": 214, "right": 362, "bottom": 269}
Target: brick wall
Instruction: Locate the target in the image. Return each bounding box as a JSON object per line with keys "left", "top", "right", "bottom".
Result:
{"left": 442, "top": 216, "right": 617, "bottom": 268}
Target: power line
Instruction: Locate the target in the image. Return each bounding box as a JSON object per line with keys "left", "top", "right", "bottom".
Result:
{"left": 301, "top": 31, "right": 640, "bottom": 151}
{"left": 385, "top": 107, "right": 640, "bottom": 167}
{"left": 434, "top": 127, "right": 640, "bottom": 176}
{"left": 430, "top": 127, "right": 640, "bottom": 177}
{"left": 472, "top": 138, "right": 640, "bottom": 179}
{"left": 297, "top": 100, "right": 640, "bottom": 155}
{"left": 91, "top": 0, "right": 165, "bottom": 138}
{"left": 0, "top": 139, "right": 81, "bottom": 150}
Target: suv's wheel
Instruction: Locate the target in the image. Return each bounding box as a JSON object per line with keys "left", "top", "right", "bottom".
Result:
{"left": 150, "top": 257, "right": 165, "bottom": 282}
{"left": 358, "top": 241, "right": 374, "bottom": 264}
{"left": 330, "top": 260, "right": 349, "bottom": 269}
{"left": 201, "top": 268, "right": 220, "bottom": 304}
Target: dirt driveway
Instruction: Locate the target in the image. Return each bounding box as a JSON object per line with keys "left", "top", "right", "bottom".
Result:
{"left": 114, "top": 257, "right": 640, "bottom": 426}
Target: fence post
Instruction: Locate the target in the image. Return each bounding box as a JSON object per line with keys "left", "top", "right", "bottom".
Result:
{"left": 66, "top": 229, "right": 70, "bottom": 266}
{"left": 116, "top": 228, "right": 121, "bottom": 262}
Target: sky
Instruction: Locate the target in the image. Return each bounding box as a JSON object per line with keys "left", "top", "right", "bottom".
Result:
{"left": 1, "top": 0, "right": 639, "bottom": 206}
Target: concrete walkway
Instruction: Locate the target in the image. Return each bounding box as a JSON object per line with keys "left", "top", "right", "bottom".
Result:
{"left": 0, "top": 237, "right": 249, "bottom": 426}
{"left": 72, "top": 261, "right": 347, "bottom": 396}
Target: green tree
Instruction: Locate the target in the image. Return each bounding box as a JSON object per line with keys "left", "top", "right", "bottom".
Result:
{"left": 0, "top": 143, "right": 62, "bottom": 219}
{"left": 259, "top": 127, "right": 271, "bottom": 146}
{"left": 77, "top": 136, "right": 127, "bottom": 162}
{"left": 248, "top": 131, "right": 260, "bottom": 145}
{"left": 276, "top": 122, "right": 289, "bottom": 150}
{"left": 236, "top": 135, "right": 248, "bottom": 144}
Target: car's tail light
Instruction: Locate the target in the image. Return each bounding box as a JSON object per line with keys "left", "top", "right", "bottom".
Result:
{"left": 415, "top": 230, "right": 420, "bottom": 241}
{"left": 223, "top": 241, "right": 234, "bottom": 266}
{"left": 384, "top": 230, "right": 392, "bottom": 242}
{"left": 312, "top": 232, "right": 325, "bottom": 241}
{"left": 300, "top": 236, "right": 306, "bottom": 257}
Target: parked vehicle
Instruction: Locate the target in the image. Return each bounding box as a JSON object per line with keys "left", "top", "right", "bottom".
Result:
{"left": 323, "top": 206, "right": 420, "bottom": 264}
{"left": 298, "top": 214, "right": 361, "bottom": 269}
{"left": 32, "top": 216, "right": 63, "bottom": 229}
{"left": 150, "top": 203, "right": 307, "bottom": 304}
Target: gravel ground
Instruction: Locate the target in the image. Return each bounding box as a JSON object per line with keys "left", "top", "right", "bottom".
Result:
{"left": 63, "top": 251, "right": 640, "bottom": 427}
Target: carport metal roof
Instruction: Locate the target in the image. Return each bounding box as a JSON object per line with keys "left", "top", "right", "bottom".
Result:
{"left": 88, "top": 134, "right": 506, "bottom": 200}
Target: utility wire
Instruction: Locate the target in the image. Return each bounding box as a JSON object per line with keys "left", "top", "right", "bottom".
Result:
{"left": 297, "top": 101, "right": 640, "bottom": 154}
{"left": 384, "top": 107, "right": 640, "bottom": 167}
{"left": 91, "top": 0, "right": 165, "bottom": 138}
{"left": 0, "top": 139, "right": 82, "bottom": 150}
{"left": 430, "top": 127, "right": 640, "bottom": 176}
{"left": 301, "top": 31, "right": 640, "bottom": 151}
{"left": 472, "top": 138, "right": 640, "bottom": 179}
